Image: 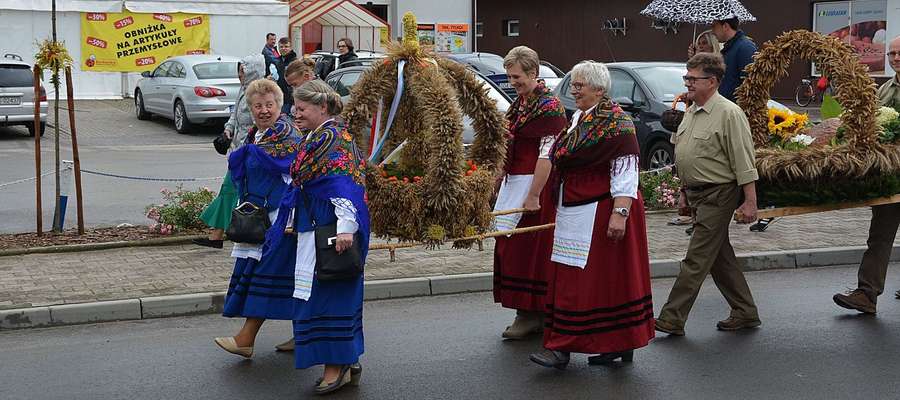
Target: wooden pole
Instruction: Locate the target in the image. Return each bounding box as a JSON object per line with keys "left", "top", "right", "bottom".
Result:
{"left": 33, "top": 66, "right": 43, "bottom": 236}
{"left": 51, "top": 0, "right": 62, "bottom": 233}
{"left": 65, "top": 67, "right": 85, "bottom": 234}
{"left": 737, "top": 194, "right": 900, "bottom": 221}
{"left": 367, "top": 223, "right": 556, "bottom": 252}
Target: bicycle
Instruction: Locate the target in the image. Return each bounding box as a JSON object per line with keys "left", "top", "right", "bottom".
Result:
{"left": 794, "top": 76, "right": 829, "bottom": 107}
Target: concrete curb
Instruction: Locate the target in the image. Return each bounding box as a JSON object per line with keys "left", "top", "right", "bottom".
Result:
{"left": 0, "top": 235, "right": 206, "bottom": 257}
{"left": 1, "top": 245, "right": 897, "bottom": 330}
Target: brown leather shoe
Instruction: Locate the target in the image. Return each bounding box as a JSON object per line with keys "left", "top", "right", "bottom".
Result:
{"left": 716, "top": 317, "right": 762, "bottom": 331}
{"left": 654, "top": 319, "right": 685, "bottom": 336}
{"left": 833, "top": 289, "right": 876, "bottom": 314}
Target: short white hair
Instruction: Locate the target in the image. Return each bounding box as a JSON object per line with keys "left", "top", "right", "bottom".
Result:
{"left": 571, "top": 60, "right": 610, "bottom": 92}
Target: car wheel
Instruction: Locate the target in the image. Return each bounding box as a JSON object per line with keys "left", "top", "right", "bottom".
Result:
{"left": 645, "top": 140, "right": 675, "bottom": 170}
{"left": 173, "top": 100, "right": 192, "bottom": 134}
{"left": 26, "top": 121, "right": 46, "bottom": 137}
{"left": 135, "top": 90, "right": 151, "bottom": 120}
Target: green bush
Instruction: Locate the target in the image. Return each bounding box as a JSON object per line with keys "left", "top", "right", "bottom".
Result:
{"left": 145, "top": 185, "right": 216, "bottom": 234}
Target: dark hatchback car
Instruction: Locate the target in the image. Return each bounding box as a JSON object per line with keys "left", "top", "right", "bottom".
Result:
{"left": 554, "top": 62, "right": 685, "bottom": 170}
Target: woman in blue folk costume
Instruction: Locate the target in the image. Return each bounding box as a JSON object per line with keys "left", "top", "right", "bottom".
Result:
{"left": 213, "top": 79, "right": 302, "bottom": 357}
{"left": 268, "top": 80, "right": 368, "bottom": 395}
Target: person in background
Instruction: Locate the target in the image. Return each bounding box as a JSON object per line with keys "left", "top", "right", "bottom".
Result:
{"left": 277, "top": 37, "right": 298, "bottom": 115}
{"left": 262, "top": 32, "right": 281, "bottom": 80}
{"left": 831, "top": 36, "right": 900, "bottom": 313}
{"left": 195, "top": 55, "right": 266, "bottom": 249}
{"left": 655, "top": 53, "right": 761, "bottom": 337}
{"left": 688, "top": 29, "right": 722, "bottom": 58}
{"left": 710, "top": 17, "right": 756, "bottom": 102}
{"left": 315, "top": 38, "right": 358, "bottom": 79}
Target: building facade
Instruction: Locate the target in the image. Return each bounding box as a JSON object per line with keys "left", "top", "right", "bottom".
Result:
{"left": 358, "top": 0, "right": 474, "bottom": 52}
{"left": 475, "top": 0, "right": 894, "bottom": 99}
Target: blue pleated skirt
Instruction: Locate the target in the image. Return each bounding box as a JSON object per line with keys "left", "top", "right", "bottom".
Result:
{"left": 293, "top": 275, "right": 364, "bottom": 369}
{"left": 222, "top": 238, "right": 298, "bottom": 320}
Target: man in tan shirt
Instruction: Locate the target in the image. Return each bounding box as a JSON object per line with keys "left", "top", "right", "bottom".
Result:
{"left": 832, "top": 36, "right": 900, "bottom": 313}
{"left": 656, "top": 53, "right": 761, "bottom": 336}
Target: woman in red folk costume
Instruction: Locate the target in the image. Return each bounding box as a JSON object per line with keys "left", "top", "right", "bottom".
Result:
{"left": 530, "top": 60, "right": 654, "bottom": 369}
{"left": 493, "top": 46, "right": 567, "bottom": 340}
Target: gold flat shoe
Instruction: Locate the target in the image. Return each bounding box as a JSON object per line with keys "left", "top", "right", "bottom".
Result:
{"left": 214, "top": 337, "right": 253, "bottom": 358}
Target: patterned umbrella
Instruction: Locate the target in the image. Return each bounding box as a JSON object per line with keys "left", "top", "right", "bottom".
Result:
{"left": 640, "top": 0, "right": 756, "bottom": 24}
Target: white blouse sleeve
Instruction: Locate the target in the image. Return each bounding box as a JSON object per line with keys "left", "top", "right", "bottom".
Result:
{"left": 538, "top": 136, "right": 555, "bottom": 159}
{"left": 331, "top": 198, "right": 359, "bottom": 234}
{"left": 610, "top": 155, "right": 639, "bottom": 199}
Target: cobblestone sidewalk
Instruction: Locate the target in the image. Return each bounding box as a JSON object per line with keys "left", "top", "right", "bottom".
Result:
{"left": 0, "top": 208, "right": 893, "bottom": 310}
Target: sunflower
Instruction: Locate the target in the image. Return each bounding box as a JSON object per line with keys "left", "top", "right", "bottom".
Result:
{"left": 768, "top": 108, "right": 808, "bottom": 141}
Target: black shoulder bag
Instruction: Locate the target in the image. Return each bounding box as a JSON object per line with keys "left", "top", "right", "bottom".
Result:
{"left": 302, "top": 192, "right": 363, "bottom": 281}
{"left": 226, "top": 178, "right": 273, "bottom": 244}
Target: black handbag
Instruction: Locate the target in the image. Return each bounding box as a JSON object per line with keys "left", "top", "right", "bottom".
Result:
{"left": 226, "top": 201, "right": 270, "bottom": 244}
{"left": 213, "top": 134, "right": 230, "bottom": 155}
{"left": 225, "top": 178, "right": 273, "bottom": 244}
{"left": 303, "top": 193, "right": 363, "bottom": 281}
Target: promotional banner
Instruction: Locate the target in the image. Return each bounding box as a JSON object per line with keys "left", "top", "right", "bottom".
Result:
{"left": 81, "top": 11, "right": 210, "bottom": 72}
{"left": 435, "top": 23, "right": 469, "bottom": 54}
{"left": 813, "top": 1, "right": 888, "bottom": 76}
{"left": 416, "top": 24, "right": 435, "bottom": 46}
{"left": 888, "top": 0, "right": 900, "bottom": 78}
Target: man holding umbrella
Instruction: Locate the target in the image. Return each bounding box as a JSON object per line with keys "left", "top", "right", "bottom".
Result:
{"left": 640, "top": 1, "right": 757, "bottom": 101}
{"left": 710, "top": 16, "right": 757, "bottom": 102}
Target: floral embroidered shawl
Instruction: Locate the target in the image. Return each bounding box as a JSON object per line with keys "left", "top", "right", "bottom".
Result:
{"left": 290, "top": 119, "right": 365, "bottom": 186}
{"left": 504, "top": 81, "right": 567, "bottom": 173}
{"left": 550, "top": 96, "right": 639, "bottom": 171}
{"left": 229, "top": 114, "right": 302, "bottom": 185}
{"left": 506, "top": 81, "right": 566, "bottom": 136}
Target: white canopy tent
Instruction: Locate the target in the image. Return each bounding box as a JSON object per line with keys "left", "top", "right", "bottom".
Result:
{"left": 0, "top": 0, "right": 289, "bottom": 99}
{"left": 289, "top": 0, "right": 388, "bottom": 54}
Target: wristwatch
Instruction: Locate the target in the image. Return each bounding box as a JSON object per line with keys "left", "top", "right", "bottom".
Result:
{"left": 613, "top": 207, "right": 630, "bottom": 218}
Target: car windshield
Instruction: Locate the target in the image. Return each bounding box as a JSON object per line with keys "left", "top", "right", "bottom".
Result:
{"left": 465, "top": 54, "right": 505, "bottom": 75}
{"left": 193, "top": 62, "right": 238, "bottom": 80}
{"left": 0, "top": 64, "right": 33, "bottom": 87}
{"left": 538, "top": 65, "right": 558, "bottom": 78}
{"left": 633, "top": 65, "right": 687, "bottom": 102}
{"left": 463, "top": 54, "right": 558, "bottom": 79}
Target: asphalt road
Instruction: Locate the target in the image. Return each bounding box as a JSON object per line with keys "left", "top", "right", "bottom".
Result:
{"left": 2, "top": 265, "right": 899, "bottom": 400}
{"left": 0, "top": 101, "right": 225, "bottom": 233}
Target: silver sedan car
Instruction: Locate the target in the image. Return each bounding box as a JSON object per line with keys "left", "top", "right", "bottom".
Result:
{"left": 134, "top": 55, "right": 241, "bottom": 133}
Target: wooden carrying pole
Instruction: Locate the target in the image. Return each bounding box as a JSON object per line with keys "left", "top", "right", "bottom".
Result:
{"left": 736, "top": 194, "right": 900, "bottom": 221}
{"left": 33, "top": 66, "right": 43, "bottom": 236}
{"left": 65, "top": 67, "right": 85, "bottom": 234}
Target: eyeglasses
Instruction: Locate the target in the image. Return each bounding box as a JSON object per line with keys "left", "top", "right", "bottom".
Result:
{"left": 887, "top": 51, "right": 900, "bottom": 58}
{"left": 683, "top": 75, "right": 714, "bottom": 84}
{"left": 571, "top": 82, "right": 586, "bottom": 91}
